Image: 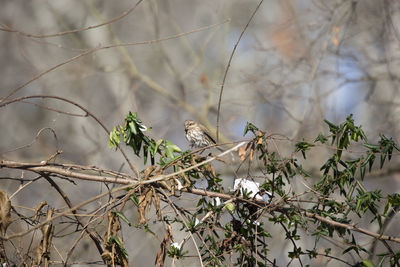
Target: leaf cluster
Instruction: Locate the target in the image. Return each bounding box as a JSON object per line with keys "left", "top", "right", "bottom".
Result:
{"left": 105, "top": 113, "right": 400, "bottom": 266}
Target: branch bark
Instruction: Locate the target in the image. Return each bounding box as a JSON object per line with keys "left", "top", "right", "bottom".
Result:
{"left": 2, "top": 157, "right": 400, "bottom": 245}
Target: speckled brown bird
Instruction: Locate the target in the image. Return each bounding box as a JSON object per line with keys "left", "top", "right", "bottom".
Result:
{"left": 184, "top": 120, "right": 222, "bottom": 151}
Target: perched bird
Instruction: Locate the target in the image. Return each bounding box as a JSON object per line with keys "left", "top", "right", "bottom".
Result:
{"left": 184, "top": 120, "right": 222, "bottom": 151}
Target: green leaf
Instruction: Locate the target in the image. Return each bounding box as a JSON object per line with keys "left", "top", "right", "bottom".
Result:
{"left": 356, "top": 197, "right": 362, "bottom": 213}
{"left": 225, "top": 202, "right": 235, "bottom": 212}
{"left": 377, "top": 256, "right": 386, "bottom": 267}
{"left": 363, "top": 143, "right": 380, "bottom": 151}
{"left": 368, "top": 154, "right": 375, "bottom": 172}
{"left": 351, "top": 131, "right": 358, "bottom": 141}
{"left": 142, "top": 223, "right": 155, "bottom": 234}
{"left": 384, "top": 193, "right": 400, "bottom": 215}
{"left": 360, "top": 165, "right": 366, "bottom": 180}
{"left": 109, "top": 127, "right": 121, "bottom": 148}
{"left": 169, "top": 143, "right": 182, "bottom": 153}
{"left": 153, "top": 139, "right": 163, "bottom": 156}
{"left": 164, "top": 140, "right": 182, "bottom": 159}
{"left": 109, "top": 236, "right": 128, "bottom": 257}
{"left": 295, "top": 141, "right": 315, "bottom": 159}
{"left": 314, "top": 133, "right": 328, "bottom": 144}
{"left": 111, "top": 210, "right": 131, "bottom": 226}
{"left": 165, "top": 143, "right": 174, "bottom": 159}
{"left": 388, "top": 146, "right": 393, "bottom": 161}
{"left": 380, "top": 154, "right": 386, "bottom": 169}
{"left": 362, "top": 260, "right": 374, "bottom": 267}
{"left": 324, "top": 119, "right": 339, "bottom": 132}
{"left": 297, "top": 165, "right": 311, "bottom": 178}
{"left": 129, "top": 121, "right": 137, "bottom": 135}
{"left": 132, "top": 137, "right": 141, "bottom": 156}
{"left": 129, "top": 193, "right": 139, "bottom": 206}
{"left": 243, "top": 122, "right": 259, "bottom": 136}
{"left": 143, "top": 145, "right": 148, "bottom": 165}
{"left": 338, "top": 134, "right": 348, "bottom": 150}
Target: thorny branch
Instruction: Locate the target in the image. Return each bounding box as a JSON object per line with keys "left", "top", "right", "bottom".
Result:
{"left": 2, "top": 150, "right": 400, "bottom": 245}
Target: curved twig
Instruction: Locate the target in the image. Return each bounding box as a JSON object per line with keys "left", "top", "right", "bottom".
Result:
{"left": 1, "top": 127, "right": 59, "bottom": 155}
{"left": 216, "top": 0, "right": 264, "bottom": 141}
{"left": 0, "top": 95, "right": 139, "bottom": 177}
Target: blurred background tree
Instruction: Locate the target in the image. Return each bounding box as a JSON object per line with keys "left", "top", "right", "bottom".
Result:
{"left": 1, "top": 0, "right": 400, "bottom": 266}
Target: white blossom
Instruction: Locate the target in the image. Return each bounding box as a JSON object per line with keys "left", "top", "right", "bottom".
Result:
{"left": 234, "top": 178, "right": 271, "bottom": 203}
{"left": 176, "top": 180, "right": 183, "bottom": 190}
{"left": 214, "top": 197, "right": 221, "bottom": 206}
{"left": 171, "top": 242, "right": 181, "bottom": 249}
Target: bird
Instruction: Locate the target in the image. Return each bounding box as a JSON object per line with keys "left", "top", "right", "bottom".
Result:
{"left": 184, "top": 120, "right": 223, "bottom": 151}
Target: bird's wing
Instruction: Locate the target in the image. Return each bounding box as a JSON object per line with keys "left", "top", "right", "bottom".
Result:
{"left": 200, "top": 125, "right": 216, "bottom": 144}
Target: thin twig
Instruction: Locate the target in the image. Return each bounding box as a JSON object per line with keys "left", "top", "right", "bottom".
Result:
{"left": 0, "top": 95, "right": 139, "bottom": 178}
{"left": 42, "top": 174, "right": 104, "bottom": 257}
{"left": 159, "top": 189, "right": 204, "bottom": 267}
{"left": 0, "top": 0, "right": 144, "bottom": 38}
{"left": 1, "top": 127, "right": 59, "bottom": 155}
{"left": 0, "top": 20, "right": 229, "bottom": 104}
{"left": 3, "top": 184, "right": 133, "bottom": 240}
{"left": 216, "top": 0, "right": 264, "bottom": 141}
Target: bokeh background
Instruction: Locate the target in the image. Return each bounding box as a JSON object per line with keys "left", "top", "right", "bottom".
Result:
{"left": 1, "top": 0, "right": 400, "bottom": 265}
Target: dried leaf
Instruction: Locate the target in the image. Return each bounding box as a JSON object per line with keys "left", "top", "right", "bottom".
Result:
{"left": 257, "top": 131, "right": 263, "bottom": 145}
{"left": 249, "top": 143, "right": 255, "bottom": 163}
{"left": 32, "top": 201, "right": 48, "bottom": 222}
{"left": 103, "top": 211, "right": 129, "bottom": 266}
{"left": 36, "top": 208, "right": 54, "bottom": 267}
{"left": 155, "top": 225, "right": 172, "bottom": 266}
{"left": 170, "top": 180, "right": 175, "bottom": 196}
{"left": 137, "top": 188, "right": 154, "bottom": 225}
{"left": 143, "top": 165, "right": 156, "bottom": 179}
{"left": 145, "top": 189, "right": 153, "bottom": 212}
{"left": 107, "top": 235, "right": 129, "bottom": 266}
{"left": 0, "top": 190, "right": 11, "bottom": 237}
{"left": 238, "top": 146, "right": 247, "bottom": 162}
{"left": 160, "top": 180, "right": 172, "bottom": 192}
{"left": 204, "top": 163, "right": 217, "bottom": 178}
{"left": 153, "top": 187, "right": 162, "bottom": 221}
{"left": 101, "top": 250, "right": 112, "bottom": 262}
{"left": 138, "top": 194, "right": 148, "bottom": 225}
